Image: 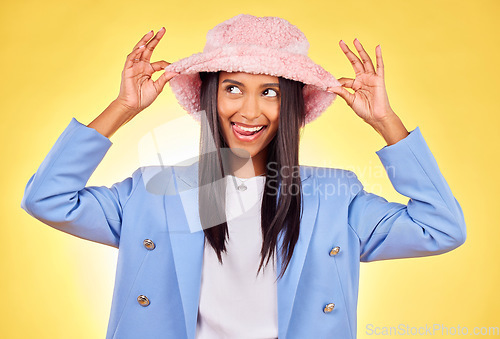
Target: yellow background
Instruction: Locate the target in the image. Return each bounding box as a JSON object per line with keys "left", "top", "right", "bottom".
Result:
{"left": 1, "top": 0, "right": 498, "bottom": 337}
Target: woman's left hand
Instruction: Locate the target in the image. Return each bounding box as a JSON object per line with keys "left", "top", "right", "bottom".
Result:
{"left": 327, "top": 39, "right": 409, "bottom": 145}
{"left": 327, "top": 39, "right": 394, "bottom": 124}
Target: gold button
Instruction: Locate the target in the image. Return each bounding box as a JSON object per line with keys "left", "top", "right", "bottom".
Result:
{"left": 143, "top": 239, "right": 155, "bottom": 250}
{"left": 137, "top": 295, "right": 150, "bottom": 307}
{"left": 323, "top": 303, "right": 335, "bottom": 313}
{"left": 329, "top": 246, "right": 340, "bottom": 256}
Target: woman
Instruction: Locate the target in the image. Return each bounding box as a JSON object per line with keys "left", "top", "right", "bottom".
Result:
{"left": 21, "top": 14, "right": 466, "bottom": 339}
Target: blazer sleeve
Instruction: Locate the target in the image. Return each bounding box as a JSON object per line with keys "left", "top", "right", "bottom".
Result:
{"left": 21, "top": 118, "right": 143, "bottom": 248}
{"left": 347, "top": 127, "right": 466, "bottom": 262}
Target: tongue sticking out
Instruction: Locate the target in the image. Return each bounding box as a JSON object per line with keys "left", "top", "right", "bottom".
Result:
{"left": 239, "top": 129, "right": 257, "bottom": 136}
{"left": 233, "top": 124, "right": 263, "bottom": 136}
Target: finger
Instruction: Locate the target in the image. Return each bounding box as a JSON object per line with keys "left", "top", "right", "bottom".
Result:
{"left": 154, "top": 71, "right": 178, "bottom": 93}
{"left": 151, "top": 60, "right": 170, "bottom": 71}
{"left": 327, "top": 86, "right": 356, "bottom": 107}
{"left": 353, "top": 38, "right": 375, "bottom": 74}
{"left": 375, "top": 45, "right": 384, "bottom": 78}
{"left": 339, "top": 40, "right": 365, "bottom": 75}
{"left": 133, "top": 30, "right": 155, "bottom": 50}
{"left": 125, "top": 44, "right": 147, "bottom": 68}
{"left": 142, "top": 27, "right": 166, "bottom": 62}
{"left": 337, "top": 77, "right": 356, "bottom": 89}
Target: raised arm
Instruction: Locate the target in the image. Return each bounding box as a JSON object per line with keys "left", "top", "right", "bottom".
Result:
{"left": 346, "top": 126, "right": 466, "bottom": 261}
{"left": 88, "top": 27, "right": 178, "bottom": 138}
{"left": 21, "top": 29, "right": 177, "bottom": 246}
{"left": 327, "top": 40, "right": 465, "bottom": 259}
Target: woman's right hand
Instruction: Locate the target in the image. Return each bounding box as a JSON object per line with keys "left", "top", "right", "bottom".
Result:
{"left": 87, "top": 28, "right": 178, "bottom": 138}
{"left": 115, "top": 27, "right": 179, "bottom": 115}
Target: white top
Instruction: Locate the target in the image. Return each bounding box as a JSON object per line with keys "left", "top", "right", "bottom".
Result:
{"left": 195, "top": 175, "right": 279, "bottom": 339}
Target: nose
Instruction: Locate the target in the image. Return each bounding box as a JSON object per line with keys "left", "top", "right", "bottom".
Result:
{"left": 239, "top": 93, "right": 261, "bottom": 121}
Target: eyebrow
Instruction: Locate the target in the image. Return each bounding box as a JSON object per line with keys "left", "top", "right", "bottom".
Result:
{"left": 222, "top": 79, "right": 280, "bottom": 88}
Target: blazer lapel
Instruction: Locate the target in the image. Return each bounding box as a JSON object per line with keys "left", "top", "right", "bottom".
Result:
{"left": 163, "top": 163, "right": 205, "bottom": 339}
{"left": 277, "top": 167, "right": 319, "bottom": 338}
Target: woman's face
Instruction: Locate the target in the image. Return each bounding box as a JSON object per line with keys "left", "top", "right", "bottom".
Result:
{"left": 217, "top": 71, "right": 280, "bottom": 164}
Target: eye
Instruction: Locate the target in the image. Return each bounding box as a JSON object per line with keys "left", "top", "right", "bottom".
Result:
{"left": 226, "top": 85, "right": 242, "bottom": 94}
{"left": 263, "top": 88, "right": 278, "bottom": 97}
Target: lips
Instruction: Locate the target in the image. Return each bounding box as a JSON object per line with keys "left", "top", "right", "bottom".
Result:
{"left": 231, "top": 122, "right": 267, "bottom": 141}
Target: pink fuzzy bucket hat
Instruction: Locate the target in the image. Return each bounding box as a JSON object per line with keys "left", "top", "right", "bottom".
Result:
{"left": 164, "top": 14, "right": 340, "bottom": 124}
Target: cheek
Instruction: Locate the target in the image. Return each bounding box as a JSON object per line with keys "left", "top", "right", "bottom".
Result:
{"left": 268, "top": 122, "right": 279, "bottom": 139}
{"left": 266, "top": 99, "right": 280, "bottom": 119}
{"left": 216, "top": 92, "right": 227, "bottom": 117}
{"left": 266, "top": 115, "right": 280, "bottom": 140}
{"left": 268, "top": 104, "right": 280, "bottom": 129}
{"left": 217, "top": 95, "right": 238, "bottom": 119}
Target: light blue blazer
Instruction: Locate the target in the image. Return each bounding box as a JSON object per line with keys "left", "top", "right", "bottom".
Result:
{"left": 21, "top": 118, "right": 466, "bottom": 339}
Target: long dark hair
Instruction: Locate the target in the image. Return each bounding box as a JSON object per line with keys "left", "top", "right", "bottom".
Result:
{"left": 198, "top": 71, "right": 305, "bottom": 279}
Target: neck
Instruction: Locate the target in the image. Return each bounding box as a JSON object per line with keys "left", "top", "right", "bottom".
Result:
{"left": 227, "top": 148, "right": 268, "bottom": 178}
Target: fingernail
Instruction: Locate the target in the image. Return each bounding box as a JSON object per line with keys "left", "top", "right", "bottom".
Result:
{"left": 139, "top": 45, "right": 146, "bottom": 49}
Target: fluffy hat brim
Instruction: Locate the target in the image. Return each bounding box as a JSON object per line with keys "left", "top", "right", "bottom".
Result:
{"left": 165, "top": 44, "right": 340, "bottom": 124}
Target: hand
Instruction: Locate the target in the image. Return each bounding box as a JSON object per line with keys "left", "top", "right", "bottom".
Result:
{"left": 115, "top": 27, "right": 179, "bottom": 116}
{"left": 87, "top": 29, "right": 178, "bottom": 138}
{"left": 327, "top": 39, "right": 394, "bottom": 126}
{"left": 327, "top": 39, "right": 409, "bottom": 145}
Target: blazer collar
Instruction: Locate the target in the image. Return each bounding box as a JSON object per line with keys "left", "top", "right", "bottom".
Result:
{"left": 164, "top": 162, "right": 317, "bottom": 339}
